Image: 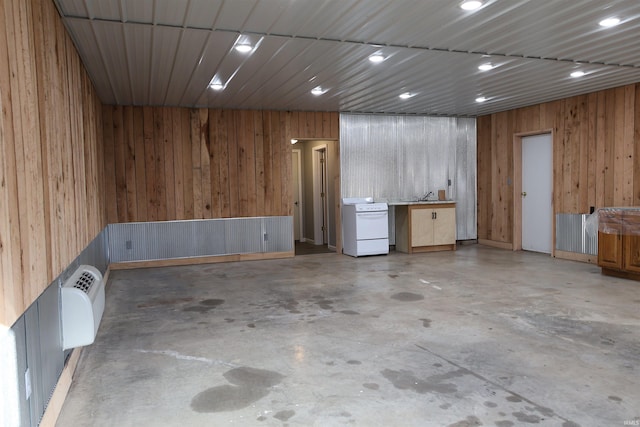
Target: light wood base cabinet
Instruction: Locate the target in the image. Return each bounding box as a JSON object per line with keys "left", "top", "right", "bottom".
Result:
{"left": 395, "top": 203, "right": 456, "bottom": 253}
{"left": 598, "top": 208, "right": 640, "bottom": 281}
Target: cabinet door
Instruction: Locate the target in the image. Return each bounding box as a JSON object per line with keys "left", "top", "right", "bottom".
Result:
{"left": 623, "top": 214, "right": 640, "bottom": 273}
{"left": 433, "top": 208, "right": 456, "bottom": 245}
{"left": 411, "top": 208, "right": 434, "bottom": 247}
{"left": 598, "top": 229, "right": 622, "bottom": 269}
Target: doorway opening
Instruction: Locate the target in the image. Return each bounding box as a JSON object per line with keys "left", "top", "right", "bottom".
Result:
{"left": 313, "top": 145, "right": 328, "bottom": 246}
{"left": 291, "top": 139, "right": 339, "bottom": 255}
{"left": 513, "top": 131, "right": 554, "bottom": 255}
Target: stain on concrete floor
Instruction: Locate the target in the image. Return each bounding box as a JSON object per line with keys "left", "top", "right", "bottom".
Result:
{"left": 391, "top": 292, "right": 425, "bottom": 301}
{"left": 191, "top": 367, "right": 284, "bottom": 413}
{"left": 57, "top": 246, "right": 639, "bottom": 426}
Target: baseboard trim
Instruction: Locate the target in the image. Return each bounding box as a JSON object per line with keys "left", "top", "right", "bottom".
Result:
{"left": 478, "top": 239, "right": 513, "bottom": 250}
{"left": 39, "top": 347, "right": 83, "bottom": 427}
{"left": 554, "top": 250, "right": 597, "bottom": 264}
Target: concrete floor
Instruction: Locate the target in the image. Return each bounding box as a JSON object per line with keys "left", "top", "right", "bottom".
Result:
{"left": 57, "top": 245, "right": 640, "bottom": 427}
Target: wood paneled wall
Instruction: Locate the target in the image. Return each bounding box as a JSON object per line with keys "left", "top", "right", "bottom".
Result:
{"left": 0, "top": 0, "right": 105, "bottom": 327}
{"left": 477, "top": 83, "right": 640, "bottom": 244}
{"left": 102, "top": 108, "right": 339, "bottom": 223}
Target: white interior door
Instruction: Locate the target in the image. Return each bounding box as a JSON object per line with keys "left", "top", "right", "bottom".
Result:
{"left": 292, "top": 149, "right": 302, "bottom": 241}
{"left": 522, "top": 134, "right": 552, "bottom": 253}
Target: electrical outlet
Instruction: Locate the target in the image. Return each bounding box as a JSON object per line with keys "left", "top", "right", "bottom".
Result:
{"left": 126, "top": 240, "right": 132, "bottom": 250}
{"left": 25, "top": 368, "right": 31, "bottom": 400}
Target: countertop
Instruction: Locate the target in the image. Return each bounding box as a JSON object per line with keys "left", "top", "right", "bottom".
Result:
{"left": 383, "top": 200, "right": 456, "bottom": 206}
{"left": 597, "top": 207, "right": 640, "bottom": 212}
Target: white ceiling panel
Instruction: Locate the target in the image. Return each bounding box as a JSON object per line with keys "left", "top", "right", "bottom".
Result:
{"left": 64, "top": 19, "right": 116, "bottom": 103}
{"left": 55, "top": 0, "right": 87, "bottom": 16}
{"left": 179, "top": 31, "right": 238, "bottom": 105}
{"left": 148, "top": 0, "right": 188, "bottom": 26}
{"left": 162, "top": 29, "right": 212, "bottom": 105}
{"left": 146, "top": 26, "right": 183, "bottom": 105}
{"left": 83, "top": 0, "right": 122, "bottom": 21}
{"left": 185, "top": 0, "right": 225, "bottom": 29}
{"left": 213, "top": 0, "right": 260, "bottom": 30}
{"left": 121, "top": 0, "right": 154, "bottom": 24}
{"left": 240, "top": 0, "right": 309, "bottom": 35}
{"left": 123, "top": 23, "right": 153, "bottom": 105}
{"left": 54, "top": 0, "right": 640, "bottom": 116}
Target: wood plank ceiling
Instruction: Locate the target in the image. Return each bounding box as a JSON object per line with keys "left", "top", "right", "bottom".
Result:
{"left": 53, "top": 0, "right": 640, "bottom": 116}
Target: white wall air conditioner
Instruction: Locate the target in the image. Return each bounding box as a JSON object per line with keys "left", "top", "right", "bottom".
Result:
{"left": 61, "top": 265, "right": 105, "bottom": 350}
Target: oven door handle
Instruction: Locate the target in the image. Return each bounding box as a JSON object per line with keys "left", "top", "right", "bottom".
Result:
{"left": 356, "top": 212, "right": 388, "bottom": 219}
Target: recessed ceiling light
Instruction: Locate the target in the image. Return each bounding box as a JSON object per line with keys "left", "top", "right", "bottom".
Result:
{"left": 478, "top": 62, "right": 494, "bottom": 71}
{"left": 369, "top": 54, "right": 385, "bottom": 63}
{"left": 311, "top": 87, "right": 327, "bottom": 96}
{"left": 570, "top": 70, "right": 586, "bottom": 78}
{"left": 399, "top": 92, "right": 414, "bottom": 99}
{"left": 235, "top": 44, "right": 253, "bottom": 53}
{"left": 460, "top": 1, "right": 482, "bottom": 11}
{"left": 599, "top": 17, "right": 620, "bottom": 27}
{"left": 208, "top": 77, "right": 224, "bottom": 91}
{"left": 475, "top": 96, "right": 487, "bottom": 103}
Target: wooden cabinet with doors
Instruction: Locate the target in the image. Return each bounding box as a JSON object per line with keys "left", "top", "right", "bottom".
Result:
{"left": 395, "top": 202, "right": 456, "bottom": 253}
{"left": 598, "top": 208, "right": 640, "bottom": 280}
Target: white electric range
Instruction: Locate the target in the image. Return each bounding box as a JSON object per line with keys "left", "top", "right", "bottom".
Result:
{"left": 342, "top": 197, "right": 389, "bottom": 257}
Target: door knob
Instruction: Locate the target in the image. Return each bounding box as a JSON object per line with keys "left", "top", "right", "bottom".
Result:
{"left": 521, "top": 192, "right": 527, "bottom": 197}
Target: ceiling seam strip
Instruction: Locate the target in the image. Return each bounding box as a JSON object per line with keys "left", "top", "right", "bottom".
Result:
{"left": 119, "top": 0, "right": 135, "bottom": 104}
{"left": 226, "top": 31, "right": 640, "bottom": 70}
{"left": 60, "top": 15, "right": 640, "bottom": 70}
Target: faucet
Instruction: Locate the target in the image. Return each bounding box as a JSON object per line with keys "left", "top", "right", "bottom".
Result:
{"left": 419, "top": 191, "right": 434, "bottom": 201}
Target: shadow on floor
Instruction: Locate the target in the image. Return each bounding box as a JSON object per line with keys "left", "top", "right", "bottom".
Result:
{"left": 295, "top": 241, "right": 334, "bottom": 255}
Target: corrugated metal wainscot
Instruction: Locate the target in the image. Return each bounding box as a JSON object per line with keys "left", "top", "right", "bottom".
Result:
{"left": 108, "top": 217, "right": 293, "bottom": 263}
